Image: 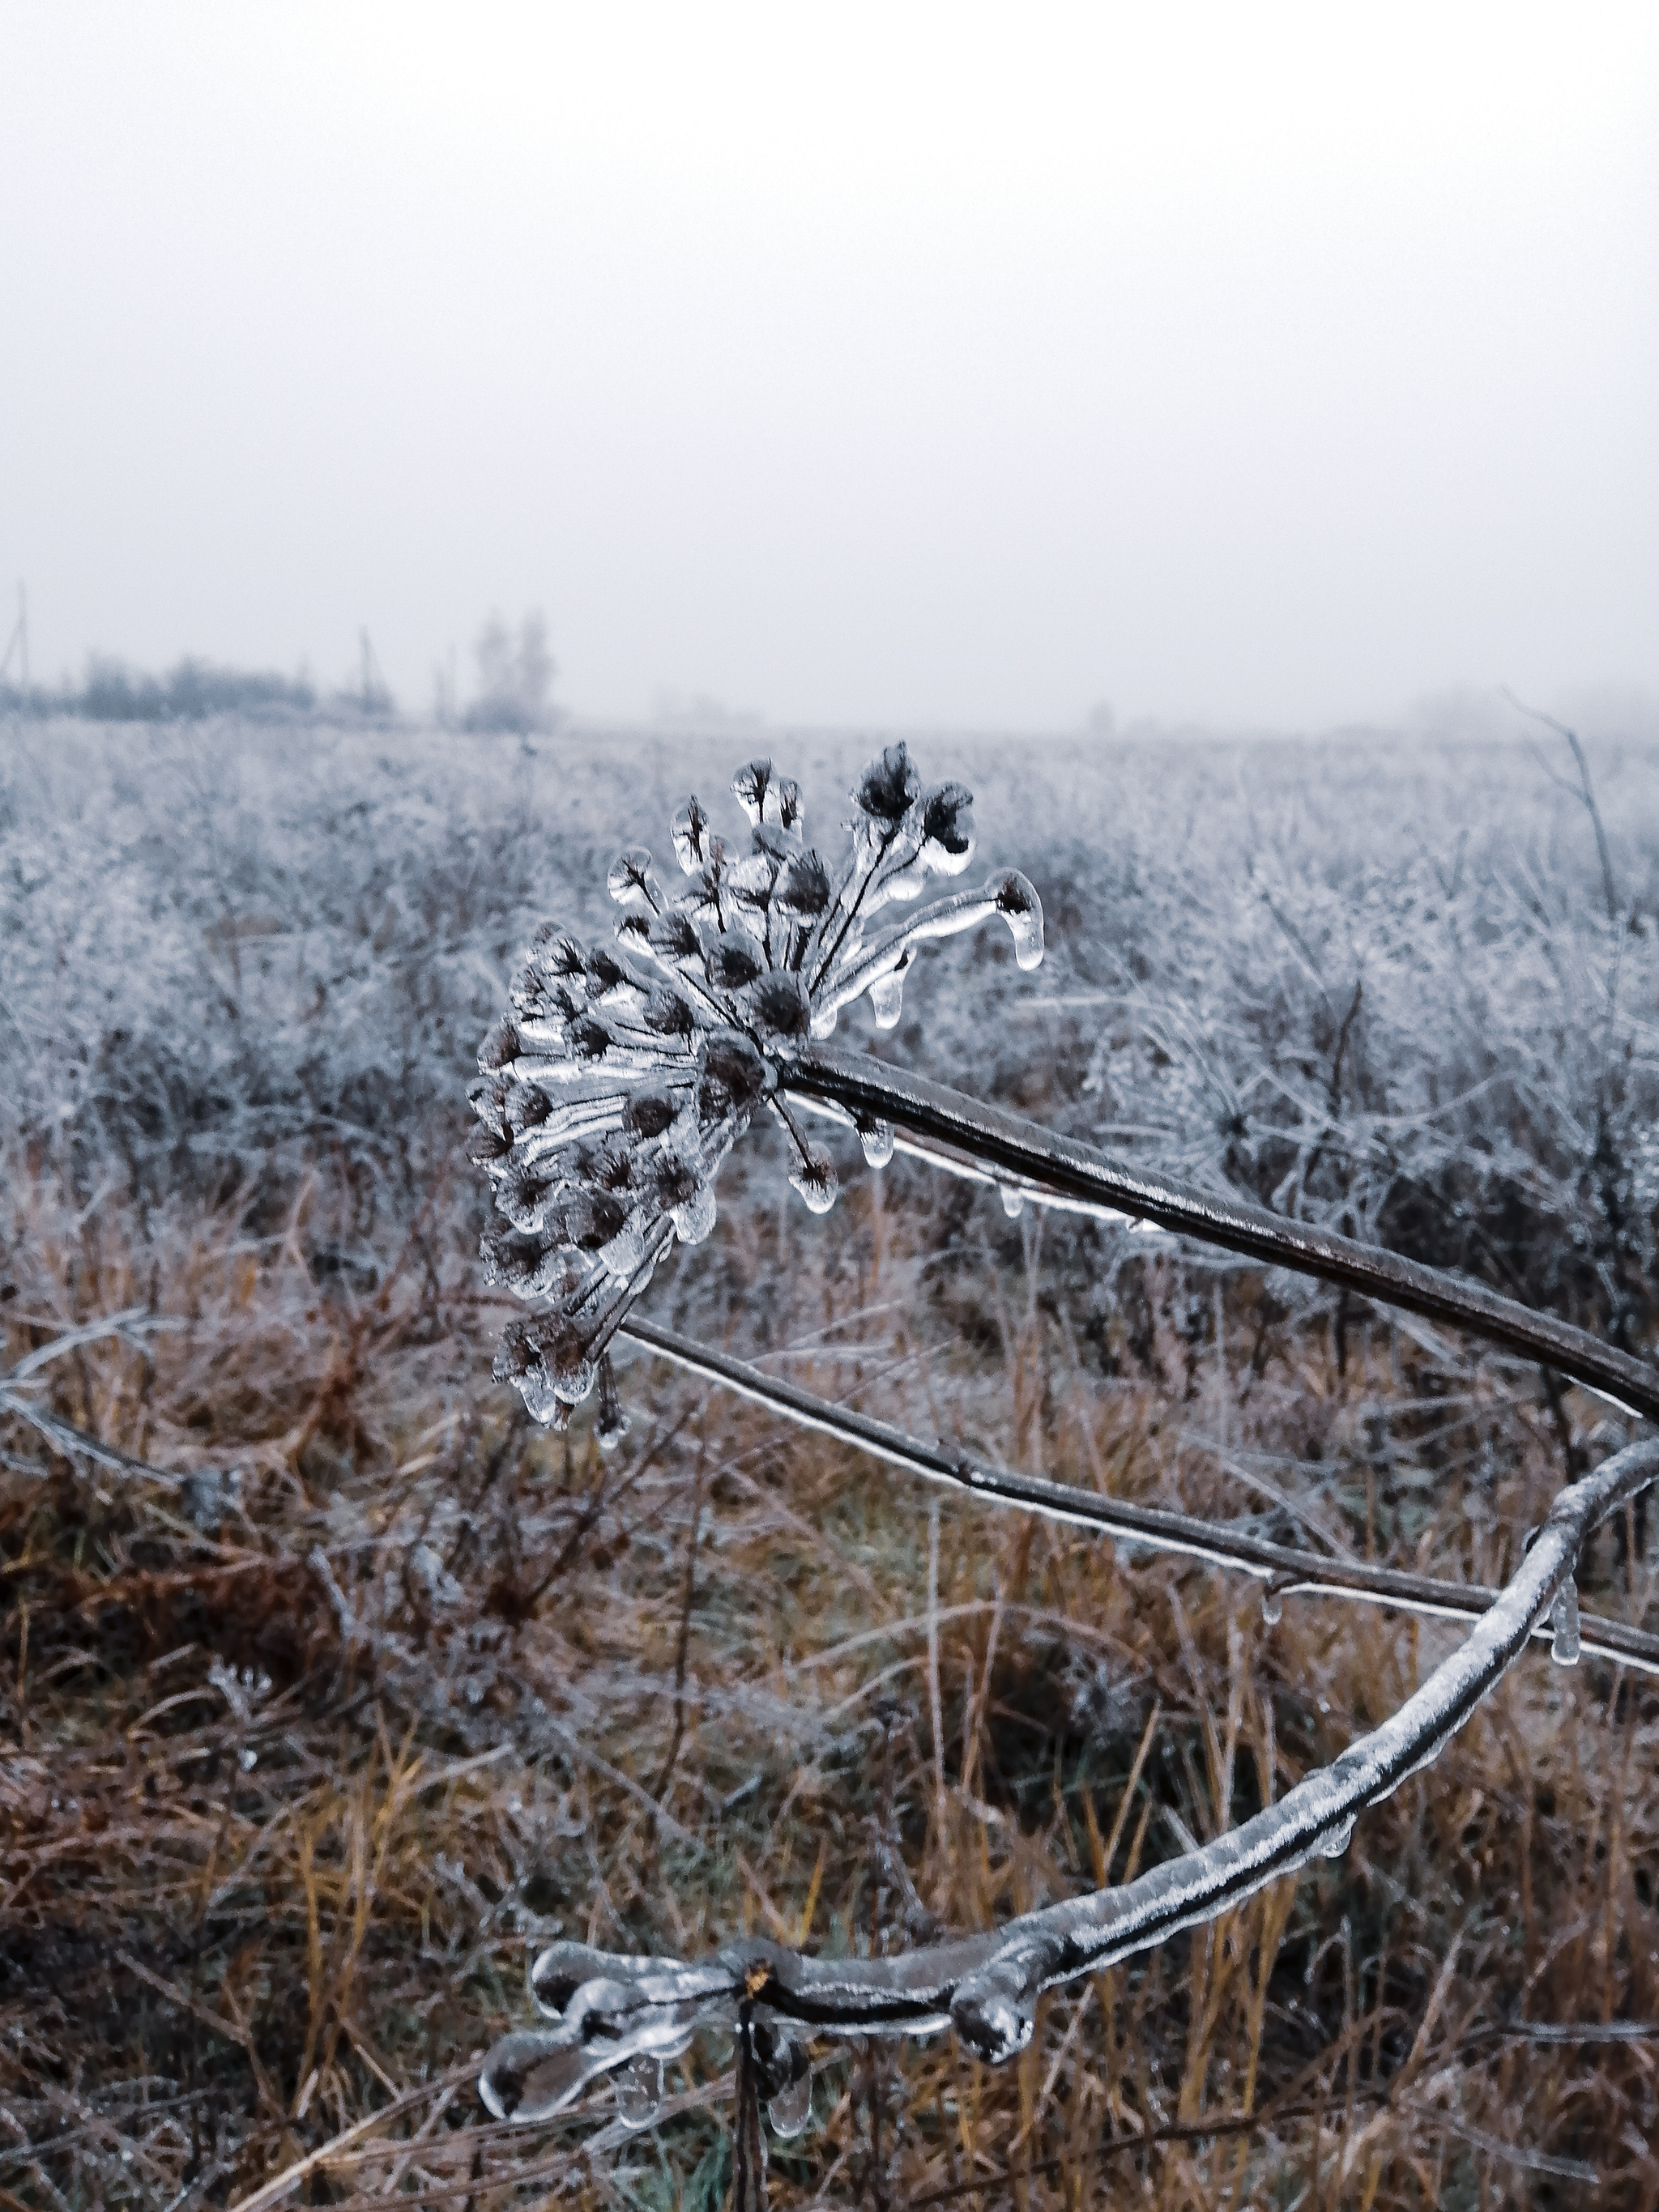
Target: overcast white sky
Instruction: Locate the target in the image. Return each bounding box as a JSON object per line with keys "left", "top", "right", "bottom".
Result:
{"left": 2, "top": 4, "right": 1656, "bottom": 731}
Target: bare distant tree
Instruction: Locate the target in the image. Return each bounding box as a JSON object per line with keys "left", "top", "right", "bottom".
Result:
{"left": 463, "top": 609, "right": 560, "bottom": 733}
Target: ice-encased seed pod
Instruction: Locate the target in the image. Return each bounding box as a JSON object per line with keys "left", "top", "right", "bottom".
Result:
{"left": 789, "top": 1146, "right": 838, "bottom": 1215}
{"left": 671, "top": 795, "right": 712, "bottom": 873}
{"left": 607, "top": 846, "right": 658, "bottom": 906}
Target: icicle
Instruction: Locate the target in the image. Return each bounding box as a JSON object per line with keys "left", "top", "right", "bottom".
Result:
{"left": 595, "top": 1353, "right": 630, "bottom": 1452}
{"left": 993, "top": 870, "right": 1045, "bottom": 970}
{"left": 1260, "top": 1584, "right": 1283, "bottom": 1626}
{"left": 868, "top": 970, "right": 905, "bottom": 1028}
{"left": 766, "top": 2065, "right": 813, "bottom": 2137}
{"left": 999, "top": 1185, "right": 1025, "bottom": 1219}
{"left": 859, "top": 1119, "right": 895, "bottom": 1168}
{"left": 1550, "top": 1579, "right": 1580, "bottom": 1666}
{"left": 1320, "top": 1816, "right": 1355, "bottom": 1859}
{"left": 669, "top": 1183, "right": 718, "bottom": 1245}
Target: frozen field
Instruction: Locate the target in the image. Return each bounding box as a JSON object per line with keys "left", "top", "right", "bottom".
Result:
{"left": 5, "top": 712, "right": 1657, "bottom": 1337}
{"left": 2, "top": 714, "right": 1658, "bottom": 2207}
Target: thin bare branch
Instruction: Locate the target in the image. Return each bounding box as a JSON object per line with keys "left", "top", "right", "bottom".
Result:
{"left": 479, "top": 1439, "right": 1659, "bottom": 2121}
{"left": 620, "top": 1316, "right": 1659, "bottom": 1675}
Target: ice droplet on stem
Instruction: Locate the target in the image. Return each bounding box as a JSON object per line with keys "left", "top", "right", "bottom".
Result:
{"left": 767, "top": 2065, "right": 814, "bottom": 2137}
{"left": 859, "top": 1119, "right": 895, "bottom": 1168}
{"left": 1260, "top": 1585, "right": 1283, "bottom": 1626}
{"left": 1550, "top": 1579, "right": 1580, "bottom": 1666}
{"left": 999, "top": 1184, "right": 1025, "bottom": 1219}
{"left": 868, "top": 971, "right": 905, "bottom": 1029}
{"left": 789, "top": 1146, "right": 839, "bottom": 1215}
{"left": 992, "top": 871, "right": 1044, "bottom": 972}
{"left": 1320, "top": 1816, "right": 1354, "bottom": 1858}
{"left": 616, "top": 2055, "right": 663, "bottom": 2129}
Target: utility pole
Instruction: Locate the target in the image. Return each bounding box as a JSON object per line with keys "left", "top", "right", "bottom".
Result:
{"left": 359, "top": 626, "right": 390, "bottom": 714}
{"left": 1, "top": 582, "right": 26, "bottom": 693}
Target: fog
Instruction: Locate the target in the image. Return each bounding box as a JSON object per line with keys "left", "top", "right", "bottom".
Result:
{"left": 2, "top": 3, "right": 1656, "bottom": 732}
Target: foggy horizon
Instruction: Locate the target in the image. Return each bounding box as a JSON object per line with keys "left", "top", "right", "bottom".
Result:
{"left": 4, "top": 4, "right": 1657, "bottom": 734}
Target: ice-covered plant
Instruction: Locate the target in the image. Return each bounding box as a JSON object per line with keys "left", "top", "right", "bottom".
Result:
{"left": 472, "top": 744, "right": 1659, "bottom": 2171}
{"left": 471, "top": 745, "right": 1040, "bottom": 1430}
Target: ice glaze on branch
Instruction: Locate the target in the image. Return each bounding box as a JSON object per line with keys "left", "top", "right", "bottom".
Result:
{"left": 620, "top": 1315, "right": 1659, "bottom": 1677}
{"left": 783, "top": 1047, "right": 1659, "bottom": 1426}
{"left": 479, "top": 1439, "right": 1658, "bottom": 2126}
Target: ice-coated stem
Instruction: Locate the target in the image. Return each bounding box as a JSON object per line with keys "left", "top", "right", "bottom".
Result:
{"left": 478, "top": 1439, "right": 1657, "bottom": 2118}
{"left": 782, "top": 1046, "right": 1659, "bottom": 1426}
{"left": 811, "top": 871, "right": 1043, "bottom": 1030}
{"left": 618, "top": 1317, "right": 1659, "bottom": 1677}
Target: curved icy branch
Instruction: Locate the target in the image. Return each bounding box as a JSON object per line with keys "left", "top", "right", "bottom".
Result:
{"left": 783, "top": 1046, "right": 1659, "bottom": 1426}
{"left": 620, "top": 1316, "right": 1659, "bottom": 1677}
{"left": 480, "top": 1438, "right": 1659, "bottom": 2123}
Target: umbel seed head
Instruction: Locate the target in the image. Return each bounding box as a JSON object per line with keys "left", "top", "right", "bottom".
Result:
{"left": 473, "top": 744, "right": 1044, "bottom": 1424}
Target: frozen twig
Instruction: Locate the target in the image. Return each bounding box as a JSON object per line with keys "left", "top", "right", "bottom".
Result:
{"left": 0, "top": 1389, "right": 188, "bottom": 1490}
{"left": 782, "top": 1046, "right": 1659, "bottom": 1424}
{"left": 620, "top": 1315, "right": 1659, "bottom": 1676}
{"left": 479, "top": 1440, "right": 1658, "bottom": 2121}
{"left": 0, "top": 1306, "right": 179, "bottom": 1387}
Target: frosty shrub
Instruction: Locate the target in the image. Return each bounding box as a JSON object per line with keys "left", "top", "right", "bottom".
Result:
{"left": 473, "top": 745, "right": 1659, "bottom": 2177}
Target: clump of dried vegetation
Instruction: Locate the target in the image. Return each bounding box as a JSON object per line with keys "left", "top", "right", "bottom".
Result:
{"left": 2, "top": 716, "right": 1657, "bottom": 2206}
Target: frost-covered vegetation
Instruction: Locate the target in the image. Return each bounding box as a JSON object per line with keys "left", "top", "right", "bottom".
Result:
{"left": 2, "top": 714, "right": 1657, "bottom": 2206}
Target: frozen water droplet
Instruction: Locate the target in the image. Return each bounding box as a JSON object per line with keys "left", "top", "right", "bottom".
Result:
{"left": 767, "top": 2066, "right": 813, "bottom": 2137}
{"left": 518, "top": 1368, "right": 570, "bottom": 1426}
{"left": 999, "top": 1184, "right": 1025, "bottom": 1219}
{"left": 598, "top": 1218, "right": 647, "bottom": 1278}
{"left": 615, "top": 2055, "right": 662, "bottom": 2129}
{"left": 238, "top": 1747, "right": 258, "bottom": 1772}
{"left": 789, "top": 1146, "right": 838, "bottom": 1215}
{"left": 670, "top": 1183, "right": 718, "bottom": 1246}
{"left": 595, "top": 1352, "right": 630, "bottom": 1453}
{"left": 1320, "top": 1816, "right": 1354, "bottom": 1858}
{"left": 1550, "top": 1579, "right": 1580, "bottom": 1666}
{"left": 993, "top": 872, "right": 1045, "bottom": 972}
{"left": 859, "top": 1119, "right": 894, "bottom": 1168}
{"left": 1260, "top": 1586, "right": 1282, "bottom": 1626}
{"left": 868, "top": 971, "right": 905, "bottom": 1028}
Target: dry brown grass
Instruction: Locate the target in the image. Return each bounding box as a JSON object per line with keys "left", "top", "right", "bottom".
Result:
{"left": 2, "top": 1132, "right": 1657, "bottom": 2210}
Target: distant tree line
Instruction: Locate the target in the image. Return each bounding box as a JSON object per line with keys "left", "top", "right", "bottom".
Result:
{"left": 0, "top": 608, "right": 561, "bottom": 731}
{"left": 2, "top": 654, "right": 350, "bottom": 725}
